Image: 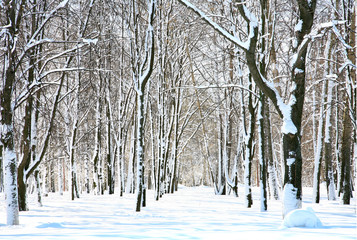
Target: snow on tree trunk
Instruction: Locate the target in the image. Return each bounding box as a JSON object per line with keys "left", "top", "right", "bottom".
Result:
{"left": 3, "top": 144, "right": 20, "bottom": 225}
{"left": 106, "top": 83, "right": 115, "bottom": 195}
{"left": 92, "top": 78, "right": 102, "bottom": 195}
{"left": 265, "top": 101, "right": 280, "bottom": 200}
{"left": 323, "top": 34, "right": 337, "bottom": 201}
{"left": 242, "top": 79, "right": 256, "bottom": 208}
{"left": 170, "top": 90, "right": 180, "bottom": 194}
{"left": 132, "top": 0, "right": 156, "bottom": 211}
{"left": 136, "top": 91, "right": 145, "bottom": 212}
{"left": 1, "top": 0, "right": 21, "bottom": 223}
{"left": 0, "top": 145, "right": 3, "bottom": 192}
{"left": 312, "top": 78, "right": 326, "bottom": 204}
{"left": 34, "top": 170, "right": 42, "bottom": 207}
{"left": 58, "top": 158, "right": 63, "bottom": 195}
{"left": 126, "top": 124, "right": 135, "bottom": 194}
{"left": 324, "top": 77, "right": 337, "bottom": 201}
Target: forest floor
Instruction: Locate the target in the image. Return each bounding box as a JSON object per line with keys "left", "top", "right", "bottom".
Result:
{"left": 0, "top": 184, "right": 356, "bottom": 239}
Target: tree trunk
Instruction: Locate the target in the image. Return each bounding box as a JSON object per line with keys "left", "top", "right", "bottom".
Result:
{"left": 312, "top": 79, "right": 326, "bottom": 203}
{"left": 258, "top": 93, "right": 268, "bottom": 211}
{"left": 34, "top": 170, "right": 42, "bottom": 207}
{"left": 136, "top": 90, "right": 145, "bottom": 212}
{"left": 243, "top": 78, "right": 256, "bottom": 208}
{"left": 1, "top": 46, "right": 20, "bottom": 225}
{"left": 324, "top": 33, "right": 337, "bottom": 201}
{"left": 340, "top": 100, "right": 352, "bottom": 204}
{"left": 0, "top": 145, "right": 3, "bottom": 192}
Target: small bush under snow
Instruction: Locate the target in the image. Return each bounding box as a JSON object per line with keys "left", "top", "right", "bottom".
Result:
{"left": 282, "top": 207, "right": 323, "bottom": 228}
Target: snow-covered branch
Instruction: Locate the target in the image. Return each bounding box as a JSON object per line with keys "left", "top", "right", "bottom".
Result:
{"left": 177, "top": 0, "right": 250, "bottom": 51}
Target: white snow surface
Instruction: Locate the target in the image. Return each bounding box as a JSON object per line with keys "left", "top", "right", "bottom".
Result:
{"left": 0, "top": 185, "right": 356, "bottom": 239}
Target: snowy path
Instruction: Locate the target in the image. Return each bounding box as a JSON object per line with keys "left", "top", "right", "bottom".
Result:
{"left": 0, "top": 186, "right": 356, "bottom": 239}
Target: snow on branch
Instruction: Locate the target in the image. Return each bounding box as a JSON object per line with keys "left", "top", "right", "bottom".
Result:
{"left": 291, "top": 20, "right": 348, "bottom": 68}
{"left": 26, "top": 0, "right": 69, "bottom": 48}
{"left": 339, "top": 59, "right": 356, "bottom": 73}
{"left": 178, "top": 0, "right": 297, "bottom": 134}
{"left": 176, "top": 84, "right": 260, "bottom": 97}
{"left": 138, "top": 0, "right": 156, "bottom": 89}
{"left": 177, "top": 0, "right": 250, "bottom": 51}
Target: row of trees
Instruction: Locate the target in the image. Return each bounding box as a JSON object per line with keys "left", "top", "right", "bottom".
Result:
{"left": 1, "top": 0, "right": 356, "bottom": 225}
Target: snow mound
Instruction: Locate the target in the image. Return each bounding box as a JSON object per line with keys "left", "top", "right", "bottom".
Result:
{"left": 282, "top": 207, "right": 323, "bottom": 228}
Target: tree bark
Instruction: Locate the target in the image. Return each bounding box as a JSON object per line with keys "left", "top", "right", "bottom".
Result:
{"left": 340, "top": 102, "right": 352, "bottom": 204}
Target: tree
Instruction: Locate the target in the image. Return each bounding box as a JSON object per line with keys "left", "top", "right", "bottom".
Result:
{"left": 178, "top": 0, "right": 318, "bottom": 216}
{"left": 124, "top": 0, "right": 156, "bottom": 212}
{"left": 0, "top": 0, "right": 27, "bottom": 225}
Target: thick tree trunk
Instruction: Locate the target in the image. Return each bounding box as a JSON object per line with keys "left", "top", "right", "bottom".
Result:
{"left": 1, "top": 1, "right": 21, "bottom": 225}
{"left": 1, "top": 48, "right": 20, "bottom": 225}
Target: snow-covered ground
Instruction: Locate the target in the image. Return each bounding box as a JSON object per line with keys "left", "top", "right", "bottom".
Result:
{"left": 0, "top": 185, "right": 356, "bottom": 239}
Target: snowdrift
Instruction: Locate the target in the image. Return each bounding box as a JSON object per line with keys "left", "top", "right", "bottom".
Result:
{"left": 282, "top": 207, "right": 323, "bottom": 228}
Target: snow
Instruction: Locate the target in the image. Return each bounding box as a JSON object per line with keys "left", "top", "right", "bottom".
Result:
{"left": 82, "top": 38, "right": 98, "bottom": 45}
{"left": 282, "top": 207, "right": 323, "bottom": 228}
{"left": 287, "top": 157, "right": 295, "bottom": 166}
{"left": 0, "top": 186, "right": 355, "bottom": 239}
{"left": 179, "top": 0, "right": 251, "bottom": 51}
{"left": 3, "top": 146, "right": 19, "bottom": 226}
{"left": 281, "top": 118, "right": 298, "bottom": 135}
{"left": 283, "top": 183, "right": 302, "bottom": 217}
{"left": 295, "top": 20, "right": 303, "bottom": 32}
{"left": 294, "top": 68, "right": 304, "bottom": 74}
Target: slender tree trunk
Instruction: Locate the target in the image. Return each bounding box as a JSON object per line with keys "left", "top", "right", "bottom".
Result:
{"left": 258, "top": 93, "right": 268, "bottom": 211}
{"left": 136, "top": 88, "right": 146, "bottom": 211}
{"left": 324, "top": 33, "right": 337, "bottom": 201}
{"left": 312, "top": 79, "right": 326, "bottom": 203}
{"left": 34, "top": 170, "right": 42, "bottom": 206}
{"left": 341, "top": 102, "right": 352, "bottom": 204}
{"left": 93, "top": 82, "right": 102, "bottom": 195}
{"left": 243, "top": 78, "right": 256, "bottom": 208}
{"left": 0, "top": 145, "right": 3, "bottom": 192}
{"left": 126, "top": 122, "right": 136, "bottom": 194}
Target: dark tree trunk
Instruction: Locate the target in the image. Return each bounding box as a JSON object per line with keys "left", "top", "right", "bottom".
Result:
{"left": 244, "top": 78, "right": 256, "bottom": 208}
{"left": 0, "top": 145, "right": 3, "bottom": 192}
{"left": 136, "top": 90, "right": 146, "bottom": 212}
{"left": 341, "top": 102, "right": 352, "bottom": 204}
{"left": 259, "top": 93, "right": 268, "bottom": 211}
